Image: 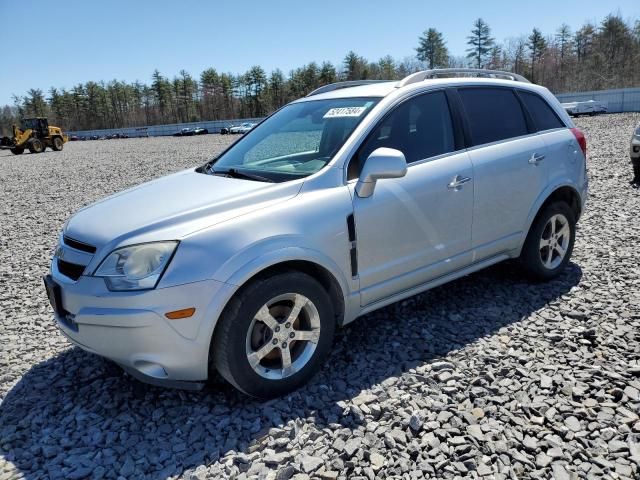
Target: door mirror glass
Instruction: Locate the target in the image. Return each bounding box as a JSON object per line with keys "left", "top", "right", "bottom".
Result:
{"left": 355, "top": 147, "right": 407, "bottom": 198}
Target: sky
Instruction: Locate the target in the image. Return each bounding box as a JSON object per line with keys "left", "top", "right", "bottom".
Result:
{"left": 1, "top": 0, "right": 638, "bottom": 105}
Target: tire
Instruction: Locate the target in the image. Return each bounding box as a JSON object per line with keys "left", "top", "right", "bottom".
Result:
{"left": 10, "top": 147, "right": 24, "bottom": 155}
{"left": 27, "top": 138, "right": 44, "bottom": 154}
{"left": 52, "top": 136, "right": 64, "bottom": 151}
{"left": 519, "top": 202, "right": 576, "bottom": 281}
{"left": 212, "top": 271, "right": 335, "bottom": 398}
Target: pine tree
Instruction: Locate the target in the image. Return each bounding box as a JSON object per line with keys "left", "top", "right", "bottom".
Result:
{"left": 319, "top": 62, "right": 337, "bottom": 85}
{"left": 528, "top": 28, "right": 547, "bottom": 83}
{"left": 378, "top": 55, "right": 396, "bottom": 79}
{"left": 342, "top": 51, "right": 368, "bottom": 80}
{"left": 466, "top": 18, "right": 494, "bottom": 68}
{"left": 555, "top": 24, "right": 572, "bottom": 90}
{"left": 415, "top": 28, "right": 449, "bottom": 69}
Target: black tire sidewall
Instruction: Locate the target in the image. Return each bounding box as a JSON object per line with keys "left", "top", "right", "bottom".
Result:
{"left": 213, "top": 272, "right": 335, "bottom": 398}
{"left": 521, "top": 202, "right": 576, "bottom": 280}
{"left": 29, "top": 139, "right": 44, "bottom": 153}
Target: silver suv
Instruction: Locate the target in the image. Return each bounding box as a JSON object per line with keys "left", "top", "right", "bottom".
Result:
{"left": 45, "top": 69, "right": 588, "bottom": 398}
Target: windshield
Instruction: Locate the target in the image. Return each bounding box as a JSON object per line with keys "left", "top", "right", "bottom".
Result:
{"left": 21, "top": 119, "right": 38, "bottom": 130}
{"left": 210, "top": 97, "right": 380, "bottom": 182}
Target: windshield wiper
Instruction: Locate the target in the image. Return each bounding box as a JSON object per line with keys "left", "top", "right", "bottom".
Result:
{"left": 213, "top": 168, "right": 274, "bottom": 183}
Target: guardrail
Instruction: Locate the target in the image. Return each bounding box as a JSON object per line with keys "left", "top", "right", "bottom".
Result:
{"left": 67, "top": 117, "right": 265, "bottom": 138}
{"left": 556, "top": 87, "right": 640, "bottom": 113}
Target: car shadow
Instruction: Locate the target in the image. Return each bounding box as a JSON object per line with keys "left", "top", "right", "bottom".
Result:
{"left": 0, "top": 261, "right": 582, "bottom": 479}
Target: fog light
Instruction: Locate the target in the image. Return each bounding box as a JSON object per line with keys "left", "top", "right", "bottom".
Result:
{"left": 134, "top": 361, "right": 168, "bottom": 378}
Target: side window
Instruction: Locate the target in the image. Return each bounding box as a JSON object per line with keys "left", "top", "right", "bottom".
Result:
{"left": 458, "top": 88, "right": 528, "bottom": 146}
{"left": 349, "top": 91, "right": 455, "bottom": 179}
{"left": 519, "top": 91, "right": 565, "bottom": 132}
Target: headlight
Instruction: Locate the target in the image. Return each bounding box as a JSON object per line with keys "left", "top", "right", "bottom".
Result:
{"left": 94, "top": 241, "right": 178, "bottom": 291}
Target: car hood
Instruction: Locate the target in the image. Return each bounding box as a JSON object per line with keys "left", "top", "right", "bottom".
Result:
{"left": 65, "top": 168, "right": 301, "bottom": 249}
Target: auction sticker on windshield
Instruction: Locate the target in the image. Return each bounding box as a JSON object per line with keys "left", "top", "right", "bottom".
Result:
{"left": 323, "top": 106, "right": 368, "bottom": 118}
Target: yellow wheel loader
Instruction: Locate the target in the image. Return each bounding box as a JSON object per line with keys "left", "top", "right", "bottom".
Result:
{"left": 0, "top": 118, "right": 68, "bottom": 155}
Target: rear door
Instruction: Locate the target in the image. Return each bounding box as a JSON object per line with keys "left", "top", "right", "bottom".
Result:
{"left": 457, "top": 87, "right": 548, "bottom": 260}
{"left": 517, "top": 90, "right": 581, "bottom": 195}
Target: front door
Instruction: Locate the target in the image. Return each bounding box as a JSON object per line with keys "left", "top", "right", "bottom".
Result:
{"left": 349, "top": 90, "right": 474, "bottom": 306}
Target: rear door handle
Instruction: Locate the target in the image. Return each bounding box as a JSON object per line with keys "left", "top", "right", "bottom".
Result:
{"left": 448, "top": 175, "right": 472, "bottom": 190}
{"left": 529, "top": 153, "right": 546, "bottom": 165}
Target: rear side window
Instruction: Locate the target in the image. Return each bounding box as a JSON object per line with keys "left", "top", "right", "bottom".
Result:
{"left": 349, "top": 91, "right": 455, "bottom": 179}
{"left": 458, "top": 88, "right": 528, "bottom": 146}
{"left": 519, "top": 91, "right": 565, "bottom": 131}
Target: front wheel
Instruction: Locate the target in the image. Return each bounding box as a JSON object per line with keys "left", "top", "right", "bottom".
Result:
{"left": 52, "top": 136, "right": 64, "bottom": 151}
{"left": 28, "top": 138, "right": 44, "bottom": 154}
{"left": 519, "top": 202, "right": 576, "bottom": 281}
{"left": 212, "top": 272, "right": 335, "bottom": 398}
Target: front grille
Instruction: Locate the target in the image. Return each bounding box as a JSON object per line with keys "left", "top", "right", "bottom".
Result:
{"left": 57, "top": 259, "right": 86, "bottom": 281}
{"left": 63, "top": 235, "right": 96, "bottom": 253}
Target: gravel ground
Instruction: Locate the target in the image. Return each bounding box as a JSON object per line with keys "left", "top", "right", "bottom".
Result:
{"left": 1, "top": 115, "right": 639, "bottom": 480}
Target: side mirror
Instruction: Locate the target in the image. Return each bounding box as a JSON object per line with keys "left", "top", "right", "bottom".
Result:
{"left": 355, "top": 147, "right": 407, "bottom": 198}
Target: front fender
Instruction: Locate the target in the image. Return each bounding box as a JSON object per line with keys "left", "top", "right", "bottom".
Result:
{"left": 195, "top": 245, "right": 354, "bottom": 354}
{"left": 223, "top": 245, "right": 351, "bottom": 296}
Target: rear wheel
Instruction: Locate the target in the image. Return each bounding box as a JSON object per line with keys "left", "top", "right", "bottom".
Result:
{"left": 212, "top": 271, "right": 335, "bottom": 398}
{"left": 519, "top": 202, "right": 575, "bottom": 281}
{"left": 10, "top": 146, "right": 24, "bottom": 155}
{"left": 52, "top": 137, "right": 64, "bottom": 151}
{"left": 27, "top": 138, "right": 44, "bottom": 154}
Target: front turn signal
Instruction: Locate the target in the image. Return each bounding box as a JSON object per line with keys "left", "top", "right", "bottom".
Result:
{"left": 165, "top": 308, "right": 196, "bottom": 320}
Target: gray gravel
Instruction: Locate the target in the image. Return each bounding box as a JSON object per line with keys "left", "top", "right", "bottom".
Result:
{"left": 1, "top": 115, "right": 639, "bottom": 480}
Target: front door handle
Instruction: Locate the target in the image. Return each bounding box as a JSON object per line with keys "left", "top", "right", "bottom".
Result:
{"left": 529, "top": 153, "right": 546, "bottom": 165}
{"left": 448, "top": 175, "right": 472, "bottom": 190}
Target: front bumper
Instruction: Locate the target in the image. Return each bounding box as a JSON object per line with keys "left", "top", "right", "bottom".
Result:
{"left": 46, "top": 262, "right": 234, "bottom": 386}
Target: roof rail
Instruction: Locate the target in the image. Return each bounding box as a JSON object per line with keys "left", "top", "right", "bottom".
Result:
{"left": 397, "top": 68, "right": 530, "bottom": 88}
{"left": 306, "top": 80, "right": 392, "bottom": 97}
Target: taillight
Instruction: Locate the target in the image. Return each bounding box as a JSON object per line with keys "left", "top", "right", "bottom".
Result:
{"left": 570, "top": 127, "right": 587, "bottom": 159}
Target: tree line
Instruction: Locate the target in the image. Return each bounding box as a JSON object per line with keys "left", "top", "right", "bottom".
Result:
{"left": 1, "top": 12, "right": 638, "bottom": 135}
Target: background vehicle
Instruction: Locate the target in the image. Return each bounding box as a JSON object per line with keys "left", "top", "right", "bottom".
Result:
{"left": 47, "top": 69, "right": 588, "bottom": 398}
{"left": 229, "top": 122, "right": 256, "bottom": 134}
{"left": 561, "top": 100, "right": 608, "bottom": 117}
{"left": 173, "top": 128, "right": 195, "bottom": 137}
{"left": 0, "top": 118, "right": 67, "bottom": 155}
{"left": 193, "top": 127, "right": 208, "bottom": 135}
{"left": 220, "top": 126, "right": 230, "bottom": 135}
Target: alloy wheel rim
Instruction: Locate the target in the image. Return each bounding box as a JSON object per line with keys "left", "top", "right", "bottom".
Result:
{"left": 245, "top": 293, "right": 321, "bottom": 380}
{"left": 539, "top": 213, "right": 570, "bottom": 270}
